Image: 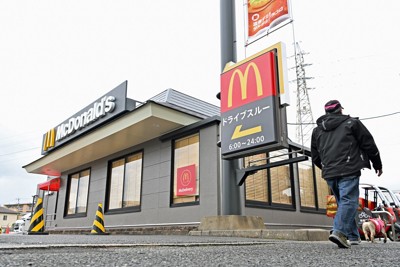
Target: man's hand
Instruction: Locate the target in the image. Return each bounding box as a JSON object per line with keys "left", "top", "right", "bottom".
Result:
{"left": 376, "top": 169, "right": 383, "bottom": 177}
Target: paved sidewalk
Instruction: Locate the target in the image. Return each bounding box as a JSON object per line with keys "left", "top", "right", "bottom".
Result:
{"left": 0, "top": 233, "right": 275, "bottom": 249}
{"left": 189, "top": 228, "right": 329, "bottom": 241}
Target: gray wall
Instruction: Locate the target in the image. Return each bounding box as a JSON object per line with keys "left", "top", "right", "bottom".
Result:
{"left": 245, "top": 207, "right": 332, "bottom": 229}
{"left": 54, "top": 123, "right": 221, "bottom": 229}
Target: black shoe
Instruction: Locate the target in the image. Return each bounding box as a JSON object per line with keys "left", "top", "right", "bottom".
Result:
{"left": 349, "top": 238, "right": 361, "bottom": 245}
{"left": 329, "top": 231, "right": 350, "bottom": 249}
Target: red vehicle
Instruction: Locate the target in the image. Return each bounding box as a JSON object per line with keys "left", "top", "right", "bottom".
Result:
{"left": 357, "top": 183, "right": 400, "bottom": 241}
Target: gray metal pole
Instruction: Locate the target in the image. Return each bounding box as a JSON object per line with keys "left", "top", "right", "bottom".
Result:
{"left": 220, "top": 0, "right": 241, "bottom": 215}
{"left": 220, "top": 0, "right": 236, "bottom": 68}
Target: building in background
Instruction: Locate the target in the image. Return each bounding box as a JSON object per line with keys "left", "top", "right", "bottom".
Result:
{"left": 4, "top": 202, "right": 33, "bottom": 216}
{"left": 0, "top": 206, "right": 19, "bottom": 231}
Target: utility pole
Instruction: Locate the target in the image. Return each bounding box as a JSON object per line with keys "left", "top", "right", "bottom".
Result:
{"left": 219, "top": 0, "right": 242, "bottom": 216}
{"left": 16, "top": 198, "right": 21, "bottom": 211}
{"left": 294, "top": 42, "right": 315, "bottom": 147}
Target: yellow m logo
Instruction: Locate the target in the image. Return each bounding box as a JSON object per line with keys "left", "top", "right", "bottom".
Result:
{"left": 227, "top": 62, "right": 263, "bottom": 108}
{"left": 43, "top": 128, "right": 55, "bottom": 151}
{"left": 181, "top": 170, "right": 191, "bottom": 186}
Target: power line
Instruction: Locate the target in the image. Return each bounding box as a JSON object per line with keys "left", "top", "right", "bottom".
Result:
{"left": 0, "top": 147, "right": 40, "bottom": 157}
{"left": 288, "top": 110, "right": 400, "bottom": 125}
{"left": 359, "top": 111, "right": 400, "bottom": 121}
{"left": 0, "top": 129, "right": 42, "bottom": 142}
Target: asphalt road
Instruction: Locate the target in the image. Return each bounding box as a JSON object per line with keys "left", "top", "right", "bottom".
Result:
{"left": 1, "top": 234, "right": 399, "bottom": 266}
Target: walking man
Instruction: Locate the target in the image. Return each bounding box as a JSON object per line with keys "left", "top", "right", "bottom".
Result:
{"left": 311, "top": 100, "right": 383, "bottom": 248}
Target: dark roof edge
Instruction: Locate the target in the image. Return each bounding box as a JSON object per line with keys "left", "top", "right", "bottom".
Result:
{"left": 159, "top": 115, "right": 221, "bottom": 142}
{"left": 147, "top": 100, "right": 208, "bottom": 119}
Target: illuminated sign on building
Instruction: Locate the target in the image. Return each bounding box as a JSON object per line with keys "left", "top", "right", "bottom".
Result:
{"left": 41, "top": 81, "right": 129, "bottom": 155}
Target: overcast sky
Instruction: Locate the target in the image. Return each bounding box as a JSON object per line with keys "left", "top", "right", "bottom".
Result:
{"left": 1, "top": 0, "right": 399, "bottom": 205}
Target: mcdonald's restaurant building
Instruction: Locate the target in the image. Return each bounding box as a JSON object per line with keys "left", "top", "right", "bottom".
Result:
{"left": 23, "top": 80, "right": 332, "bottom": 234}
{"left": 24, "top": 47, "right": 332, "bottom": 234}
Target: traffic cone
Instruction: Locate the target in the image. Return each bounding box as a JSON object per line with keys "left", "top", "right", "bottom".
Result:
{"left": 5, "top": 225, "right": 10, "bottom": 234}
{"left": 28, "top": 197, "right": 49, "bottom": 235}
{"left": 90, "top": 203, "right": 109, "bottom": 235}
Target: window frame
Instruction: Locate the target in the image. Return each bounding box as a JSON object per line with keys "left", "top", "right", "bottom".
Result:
{"left": 64, "top": 168, "right": 91, "bottom": 218}
{"left": 244, "top": 149, "right": 296, "bottom": 211}
{"left": 105, "top": 150, "right": 144, "bottom": 215}
{"left": 314, "top": 162, "right": 330, "bottom": 213}
{"left": 170, "top": 133, "right": 200, "bottom": 208}
{"left": 297, "top": 150, "right": 318, "bottom": 211}
{"left": 297, "top": 149, "right": 329, "bottom": 214}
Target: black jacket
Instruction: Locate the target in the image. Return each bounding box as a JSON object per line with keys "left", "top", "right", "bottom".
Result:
{"left": 311, "top": 113, "right": 382, "bottom": 179}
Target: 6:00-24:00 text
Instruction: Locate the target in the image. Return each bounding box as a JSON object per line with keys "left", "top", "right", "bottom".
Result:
{"left": 228, "top": 135, "right": 265, "bottom": 150}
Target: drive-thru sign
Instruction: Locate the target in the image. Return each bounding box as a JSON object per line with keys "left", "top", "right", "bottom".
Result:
{"left": 220, "top": 43, "right": 288, "bottom": 159}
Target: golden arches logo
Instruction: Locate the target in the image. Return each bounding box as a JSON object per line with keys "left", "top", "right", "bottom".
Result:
{"left": 43, "top": 128, "right": 55, "bottom": 151}
{"left": 180, "top": 170, "right": 191, "bottom": 186}
{"left": 227, "top": 62, "right": 263, "bottom": 108}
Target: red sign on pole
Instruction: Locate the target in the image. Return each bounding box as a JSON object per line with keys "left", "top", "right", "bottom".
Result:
{"left": 219, "top": 43, "right": 289, "bottom": 159}
{"left": 247, "top": 0, "right": 290, "bottom": 42}
{"left": 220, "top": 51, "right": 277, "bottom": 113}
{"left": 220, "top": 50, "right": 278, "bottom": 158}
{"left": 176, "top": 164, "right": 197, "bottom": 196}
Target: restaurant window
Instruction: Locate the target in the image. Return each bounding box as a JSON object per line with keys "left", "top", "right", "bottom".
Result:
{"left": 66, "top": 169, "right": 90, "bottom": 216}
{"left": 315, "top": 167, "right": 330, "bottom": 210}
{"left": 172, "top": 133, "right": 199, "bottom": 205}
{"left": 3, "top": 215, "right": 7, "bottom": 220}
{"left": 245, "top": 153, "right": 268, "bottom": 203}
{"left": 106, "top": 152, "right": 143, "bottom": 212}
{"left": 298, "top": 157, "right": 316, "bottom": 208}
{"left": 298, "top": 152, "right": 330, "bottom": 210}
{"left": 245, "top": 149, "right": 293, "bottom": 208}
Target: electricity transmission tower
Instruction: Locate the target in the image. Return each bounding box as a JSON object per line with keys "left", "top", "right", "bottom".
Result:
{"left": 294, "top": 42, "right": 315, "bottom": 147}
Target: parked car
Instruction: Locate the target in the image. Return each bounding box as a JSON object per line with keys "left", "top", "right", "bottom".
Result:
{"left": 13, "top": 213, "right": 31, "bottom": 233}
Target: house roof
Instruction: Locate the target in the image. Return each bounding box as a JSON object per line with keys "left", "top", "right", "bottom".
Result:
{"left": 0, "top": 206, "right": 19, "bottom": 214}
{"left": 4, "top": 202, "right": 32, "bottom": 207}
{"left": 149, "top": 88, "right": 219, "bottom": 118}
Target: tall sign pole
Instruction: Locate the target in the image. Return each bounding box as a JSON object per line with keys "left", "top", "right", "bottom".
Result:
{"left": 220, "top": 0, "right": 242, "bottom": 215}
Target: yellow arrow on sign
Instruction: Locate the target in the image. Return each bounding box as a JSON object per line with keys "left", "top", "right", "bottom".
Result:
{"left": 231, "top": 125, "right": 262, "bottom": 140}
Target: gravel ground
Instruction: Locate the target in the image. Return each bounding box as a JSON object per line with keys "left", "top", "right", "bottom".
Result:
{"left": 0, "top": 234, "right": 398, "bottom": 266}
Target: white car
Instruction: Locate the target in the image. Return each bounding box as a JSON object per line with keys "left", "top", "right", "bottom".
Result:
{"left": 13, "top": 213, "right": 31, "bottom": 233}
{"left": 13, "top": 219, "right": 25, "bottom": 233}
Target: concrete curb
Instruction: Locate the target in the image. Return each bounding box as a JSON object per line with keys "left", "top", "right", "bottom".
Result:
{"left": 189, "top": 229, "right": 330, "bottom": 241}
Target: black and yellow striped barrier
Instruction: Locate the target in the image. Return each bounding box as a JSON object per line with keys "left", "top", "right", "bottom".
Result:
{"left": 90, "top": 203, "right": 109, "bottom": 235}
{"left": 28, "top": 197, "right": 49, "bottom": 235}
